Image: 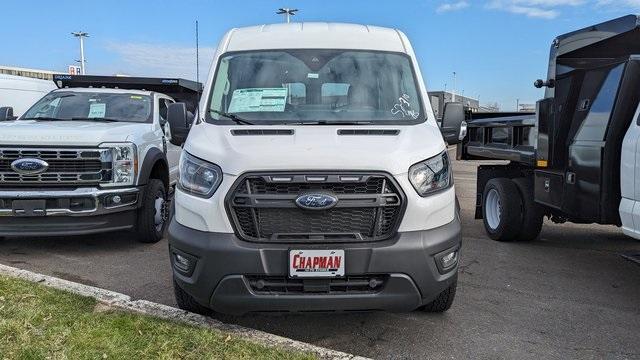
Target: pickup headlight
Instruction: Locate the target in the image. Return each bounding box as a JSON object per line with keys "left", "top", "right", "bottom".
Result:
{"left": 99, "top": 142, "right": 137, "bottom": 187}
{"left": 178, "top": 151, "right": 223, "bottom": 198}
{"left": 408, "top": 151, "right": 451, "bottom": 196}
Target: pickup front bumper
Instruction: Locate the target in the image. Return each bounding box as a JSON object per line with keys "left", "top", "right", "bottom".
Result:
{"left": 0, "top": 187, "right": 144, "bottom": 236}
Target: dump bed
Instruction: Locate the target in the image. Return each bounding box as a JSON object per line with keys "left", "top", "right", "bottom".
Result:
{"left": 52, "top": 75, "right": 202, "bottom": 113}
{"left": 457, "top": 112, "right": 536, "bottom": 165}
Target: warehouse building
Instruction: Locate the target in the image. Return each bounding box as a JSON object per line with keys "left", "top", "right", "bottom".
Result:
{"left": 429, "top": 91, "right": 480, "bottom": 119}
{"left": 0, "top": 65, "right": 58, "bottom": 80}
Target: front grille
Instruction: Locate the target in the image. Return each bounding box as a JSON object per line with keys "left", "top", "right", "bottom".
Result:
{"left": 227, "top": 173, "right": 405, "bottom": 242}
{"left": 0, "top": 147, "right": 111, "bottom": 186}
{"left": 247, "top": 275, "right": 388, "bottom": 295}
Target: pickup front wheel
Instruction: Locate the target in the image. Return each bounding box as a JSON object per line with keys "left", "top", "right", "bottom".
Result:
{"left": 136, "top": 179, "right": 169, "bottom": 243}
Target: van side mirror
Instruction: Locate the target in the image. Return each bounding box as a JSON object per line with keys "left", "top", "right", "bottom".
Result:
{"left": 0, "top": 107, "right": 16, "bottom": 121}
{"left": 440, "top": 102, "right": 466, "bottom": 145}
{"left": 167, "top": 103, "right": 189, "bottom": 146}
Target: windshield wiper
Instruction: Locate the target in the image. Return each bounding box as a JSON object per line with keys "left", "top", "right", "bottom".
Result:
{"left": 21, "top": 117, "right": 66, "bottom": 121}
{"left": 294, "top": 120, "right": 374, "bottom": 125}
{"left": 71, "top": 117, "right": 119, "bottom": 122}
{"left": 210, "top": 110, "right": 255, "bottom": 125}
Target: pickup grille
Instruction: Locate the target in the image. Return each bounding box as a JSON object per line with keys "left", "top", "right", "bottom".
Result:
{"left": 226, "top": 173, "right": 405, "bottom": 243}
{"left": 0, "top": 147, "right": 111, "bottom": 186}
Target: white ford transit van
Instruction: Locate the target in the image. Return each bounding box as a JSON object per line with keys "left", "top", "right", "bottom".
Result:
{"left": 166, "top": 23, "right": 461, "bottom": 315}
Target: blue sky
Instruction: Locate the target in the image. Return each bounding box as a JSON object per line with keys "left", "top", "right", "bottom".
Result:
{"left": 1, "top": 0, "right": 639, "bottom": 110}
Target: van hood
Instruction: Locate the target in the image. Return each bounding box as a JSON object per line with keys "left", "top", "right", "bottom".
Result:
{"left": 184, "top": 122, "right": 447, "bottom": 176}
{"left": 0, "top": 120, "right": 147, "bottom": 146}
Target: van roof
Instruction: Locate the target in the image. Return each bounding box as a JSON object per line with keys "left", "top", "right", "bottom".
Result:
{"left": 224, "top": 22, "right": 409, "bottom": 53}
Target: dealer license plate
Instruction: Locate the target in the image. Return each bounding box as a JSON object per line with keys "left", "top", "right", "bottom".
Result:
{"left": 289, "top": 249, "right": 345, "bottom": 278}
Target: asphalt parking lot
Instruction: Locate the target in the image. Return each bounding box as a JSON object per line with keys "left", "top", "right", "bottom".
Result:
{"left": 1, "top": 156, "right": 639, "bottom": 360}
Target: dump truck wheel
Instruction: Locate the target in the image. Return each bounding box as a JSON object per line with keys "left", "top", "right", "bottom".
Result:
{"left": 482, "top": 178, "right": 523, "bottom": 241}
{"left": 512, "top": 177, "right": 544, "bottom": 241}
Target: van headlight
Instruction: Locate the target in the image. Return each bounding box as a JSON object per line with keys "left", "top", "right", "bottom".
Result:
{"left": 100, "top": 142, "right": 137, "bottom": 187}
{"left": 179, "top": 151, "right": 223, "bottom": 198}
{"left": 408, "top": 151, "right": 451, "bottom": 196}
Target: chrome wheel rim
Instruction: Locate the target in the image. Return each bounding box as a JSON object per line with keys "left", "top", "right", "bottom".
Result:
{"left": 154, "top": 194, "right": 168, "bottom": 232}
{"left": 485, "top": 188, "right": 502, "bottom": 230}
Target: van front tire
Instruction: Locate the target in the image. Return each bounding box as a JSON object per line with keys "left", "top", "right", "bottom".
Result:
{"left": 421, "top": 277, "right": 457, "bottom": 312}
{"left": 173, "top": 279, "right": 211, "bottom": 315}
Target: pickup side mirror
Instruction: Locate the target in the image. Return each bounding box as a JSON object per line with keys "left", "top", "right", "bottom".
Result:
{"left": 0, "top": 107, "right": 16, "bottom": 121}
{"left": 166, "top": 103, "right": 189, "bottom": 146}
{"left": 440, "top": 102, "right": 466, "bottom": 145}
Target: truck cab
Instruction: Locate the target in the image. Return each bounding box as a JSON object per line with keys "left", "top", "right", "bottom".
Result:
{"left": 166, "top": 22, "right": 461, "bottom": 315}
{"left": 0, "top": 75, "right": 201, "bottom": 243}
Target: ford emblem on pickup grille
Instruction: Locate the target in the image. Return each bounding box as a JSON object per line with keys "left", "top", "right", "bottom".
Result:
{"left": 11, "top": 158, "right": 49, "bottom": 175}
{"left": 295, "top": 193, "right": 338, "bottom": 210}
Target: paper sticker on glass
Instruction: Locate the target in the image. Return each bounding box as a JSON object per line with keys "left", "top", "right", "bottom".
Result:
{"left": 228, "top": 88, "right": 288, "bottom": 113}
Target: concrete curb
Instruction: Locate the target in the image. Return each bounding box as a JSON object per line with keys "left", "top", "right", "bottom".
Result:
{"left": 0, "top": 263, "right": 369, "bottom": 360}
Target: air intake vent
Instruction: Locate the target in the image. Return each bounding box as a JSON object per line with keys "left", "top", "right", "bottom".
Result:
{"left": 231, "top": 129, "right": 294, "bottom": 136}
{"left": 337, "top": 129, "right": 400, "bottom": 136}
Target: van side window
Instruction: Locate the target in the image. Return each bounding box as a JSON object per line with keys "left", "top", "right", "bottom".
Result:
{"left": 321, "top": 83, "right": 350, "bottom": 107}
{"left": 285, "top": 83, "right": 306, "bottom": 105}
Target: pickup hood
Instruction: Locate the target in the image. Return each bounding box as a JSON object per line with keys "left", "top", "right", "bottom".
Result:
{"left": 0, "top": 120, "right": 147, "bottom": 146}
{"left": 184, "top": 122, "right": 447, "bottom": 176}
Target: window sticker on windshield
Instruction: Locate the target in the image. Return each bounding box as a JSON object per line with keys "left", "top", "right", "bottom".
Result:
{"left": 131, "top": 95, "right": 143, "bottom": 100}
{"left": 391, "top": 94, "right": 419, "bottom": 119}
{"left": 88, "top": 103, "right": 106, "bottom": 118}
{"left": 307, "top": 73, "right": 319, "bottom": 79}
{"left": 228, "top": 88, "right": 288, "bottom": 113}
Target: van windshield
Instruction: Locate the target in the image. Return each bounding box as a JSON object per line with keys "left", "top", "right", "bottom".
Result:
{"left": 206, "top": 50, "right": 424, "bottom": 125}
{"left": 22, "top": 91, "right": 152, "bottom": 123}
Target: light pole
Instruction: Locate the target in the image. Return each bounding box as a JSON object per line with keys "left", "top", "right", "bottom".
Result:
{"left": 452, "top": 72, "right": 457, "bottom": 102}
{"left": 276, "top": 8, "right": 298, "bottom": 23}
{"left": 71, "top": 31, "right": 89, "bottom": 75}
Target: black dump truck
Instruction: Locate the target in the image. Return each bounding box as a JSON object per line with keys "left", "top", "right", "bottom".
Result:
{"left": 441, "top": 15, "right": 640, "bottom": 241}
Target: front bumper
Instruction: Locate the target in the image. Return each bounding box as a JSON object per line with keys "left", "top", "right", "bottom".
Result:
{"left": 0, "top": 186, "right": 143, "bottom": 236}
{"left": 169, "top": 216, "right": 461, "bottom": 315}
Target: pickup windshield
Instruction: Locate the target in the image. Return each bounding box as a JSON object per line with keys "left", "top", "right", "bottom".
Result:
{"left": 22, "top": 91, "right": 152, "bottom": 123}
{"left": 206, "top": 50, "right": 424, "bottom": 125}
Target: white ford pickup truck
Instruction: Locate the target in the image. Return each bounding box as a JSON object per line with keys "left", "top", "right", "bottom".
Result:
{"left": 165, "top": 22, "right": 461, "bottom": 315}
{"left": 0, "top": 75, "right": 201, "bottom": 243}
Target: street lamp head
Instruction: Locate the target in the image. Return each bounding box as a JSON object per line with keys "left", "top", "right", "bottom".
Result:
{"left": 277, "top": 8, "right": 298, "bottom": 15}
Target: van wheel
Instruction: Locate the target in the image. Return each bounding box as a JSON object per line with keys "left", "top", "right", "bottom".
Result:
{"left": 482, "top": 178, "right": 523, "bottom": 241}
{"left": 421, "top": 276, "right": 457, "bottom": 312}
{"left": 136, "top": 179, "right": 169, "bottom": 243}
{"left": 173, "top": 279, "right": 211, "bottom": 315}
{"left": 512, "top": 177, "right": 544, "bottom": 241}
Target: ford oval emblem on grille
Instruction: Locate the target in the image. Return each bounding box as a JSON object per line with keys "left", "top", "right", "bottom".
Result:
{"left": 295, "top": 193, "right": 338, "bottom": 210}
{"left": 11, "top": 158, "right": 49, "bottom": 175}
